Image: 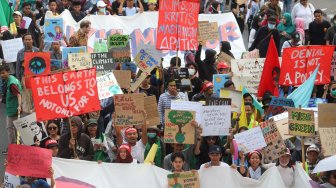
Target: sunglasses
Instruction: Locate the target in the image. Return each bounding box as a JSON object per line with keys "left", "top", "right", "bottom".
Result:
{"left": 48, "top": 126, "right": 58, "bottom": 130}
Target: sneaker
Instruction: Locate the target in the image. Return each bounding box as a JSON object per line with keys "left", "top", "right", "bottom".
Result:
{"left": 2, "top": 148, "right": 8, "bottom": 155}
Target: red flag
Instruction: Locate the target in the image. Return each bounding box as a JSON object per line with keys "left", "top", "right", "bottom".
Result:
{"left": 257, "top": 37, "right": 280, "bottom": 98}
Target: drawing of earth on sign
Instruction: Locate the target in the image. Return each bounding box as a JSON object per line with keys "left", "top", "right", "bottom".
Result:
{"left": 55, "top": 176, "right": 96, "bottom": 188}
{"left": 29, "top": 57, "right": 47, "bottom": 74}
{"left": 109, "top": 85, "right": 121, "bottom": 95}
{"left": 168, "top": 111, "right": 193, "bottom": 143}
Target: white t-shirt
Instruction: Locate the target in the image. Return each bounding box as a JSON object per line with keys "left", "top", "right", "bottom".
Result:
{"left": 123, "top": 7, "right": 139, "bottom": 16}
{"left": 291, "top": 3, "right": 315, "bottom": 30}
{"left": 130, "top": 140, "right": 145, "bottom": 163}
{"left": 200, "top": 162, "right": 229, "bottom": 170}
{"left": 277, "top": 166, "right": 294, "bottom": 188}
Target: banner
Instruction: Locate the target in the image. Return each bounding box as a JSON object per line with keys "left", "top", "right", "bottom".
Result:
{"left": 318, "top": 104, "right": 336, "bottom": 128}
{"left": 164, "top": 110, "right": 195, "bottom": 144}
{"left": 331, "top": 52, "right": 336, "bottom": 78}
{"left": 201, "top": 105, "right": 231, "bottom": 136}
{"left": 96, "top": 72, "right": 123, "bottom": 100}
{"left": 114, "top": 93, "right": 144, "bottom": 126}
{"left": 319, "top": 127, "right": 336, "bottom": 156}
{"left": 13, "top": 113, "right": 48, "bottom": 146}
{"left": 44, "top": 18, "right": 63, "bottom": 42}
{"left": 144, "top": 96, "right": 160, "bottom": 127}
{"left": 168, "top": 171, "right": 200, "bottom": 188}
{"left": 3, "top": 172, "right": 20, "bottom": 188}
{"left": 6, "top": 144, "right": 52, "bottom": 178}
{"left": 260, "top": 118, "right": 286, "bottom": 163}
{"left": 31, "top": 68, "right": 101, "bottom": 121}
{"left": 61, "top": 46, "right": 87, "bottom": 68}
{"left": 288, "top": 108, "right": 315, "bottom": 137}
{"left": 91, "top": 52, "right": 116, "bottom": 76}
{"left": 156, "top": 0, "right": 200, "bottom": 51}
{"left": 220, "top": 89, "right": 242, "bottom": 112}
{"left": 68, "top": 52, "right": 92, "bottom": 70}
{"left": 234, "top": 126, "right": 267, "bottom": 154}
{"left": 1, "top": 38, "right": 24, "bottom": 63}
{"left": 279, "top": 46, "right": 334, "bottom": 85}
{"left": 213, "top": 74, "right": 230, "bottom": 97}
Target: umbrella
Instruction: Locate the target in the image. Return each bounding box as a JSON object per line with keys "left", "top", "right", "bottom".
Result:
{"left": 313, "top": 155, "right": 336, "bottom": 173}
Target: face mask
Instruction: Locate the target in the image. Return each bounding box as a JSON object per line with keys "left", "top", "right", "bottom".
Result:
{"left": 99, "top": 8, "right": 106, "bottom": 13}
{"left": 147, "top": 132, "right": 157, "bottom": 138}
{"left": 331, "top": 89, "right": 336, "bottom": 96}
{"left": 268, "top": 23, "right": 276, "bottom": 30}
{"left": 188, "top": 68, "right": 196, "bottom": 76}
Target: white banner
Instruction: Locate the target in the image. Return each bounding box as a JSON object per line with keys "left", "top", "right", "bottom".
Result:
{"left": 53, "top": 10, "right": 246, "bottom": 67}
{"left": 52, "top": 158, "right": 312, "bottom": 188}
{"left": 3, "top": 172, "right": 20, "bottom": 188}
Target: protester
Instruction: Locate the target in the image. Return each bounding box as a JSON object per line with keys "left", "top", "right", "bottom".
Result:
{"left": 186, "top": 62, "right": 202, "bottom": 100}
{"left": 114, "top": 144, "right": 136, "bottom": 163}
{"left": 308, "top": 9, "right": 331, "bottom": 45}
{"left": 276, "top": 149, "right": 295, "bottom": 188}
{"left": 69, "top": 20, "right": 91, "bottom": 47}
{"left": 195, "top": 41, "right": 217, "bottom": 82}
{"left": 45, "top": 139, "right": 59, "bottom": 157}
{"left": 295, "top": 17, "right": 306, "bottom": 44}
{"left": 321, "top": 170, "right": 336, "bottom": 188}
{"left": 305, "top": 144, "right": 322, "bottom": 183}
{"left": 325, "top": 15, "right": 336, "bottom": 45}
{"left": 144, "top": 126, "right": 164, "bottom": 167}
{"left": 248, "top": 15, "right": 262, "bottom": 48}
{"left": 71, "top": 1, "right": 87, "bottom": 22}
{"left": 170, "top": 152, "right": 185, "bottom": 173}
{"left": 281, "top": 31, "right": 302, "bottom": 53}
{"left": 94, "top": 1, "right": 110, "bottom": 15}
{"left": 40, "top": 120, "right": 61, "bottom": 148}
{"left": 261, "top": 0, "right": 281, "bottom": 18}
{"left": 323, "top": 82, "right": 336, "bottom": 103}
{"left": 200, "top": 145, "right": 229, "bottom": 169}
{"left": 277, "top": 13, "right": 296, "bottom": 48}
{"left": 139, "top": 75, "right": 159, "bottom": 101}
{"left": 118, "top": 0, "right": 144, "bottom": 16}
{"left": 246, "top": 150, "right": 267, "bottom": 180}
{"left": 192, "top": 81, "right": 214, "bottom": 102}
{"left": 217, "top": 62, "right": 231, "bottom": 75}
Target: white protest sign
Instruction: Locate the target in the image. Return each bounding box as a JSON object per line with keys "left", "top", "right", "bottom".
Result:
{"left": 96, "top": 72, "right": 123, "bottom": 100}
{"left": 22, "top": 16, "right": 32, "bottom": 29}
{"left": 1, "top": 38, "right": 24, "bottom": 63}
{"left": 171, "top": 101, "right": 203, "bottom": 123}
{"left": 234, "top": 126, "right": 267, "bottom": 154}
{"left": 201, "top": 105, "right": 231, "bottom": 136}
{"left": 68, "top": 52, "right": 92, "bottom": 70}
{"left": 3, "top": 172, "right": 20, "bottom": 188}
{"left": 137, "top": 42, "right": 162, "bottom": 64}
{"left": 13, "top": 113, "right": 48, "bottom": 146}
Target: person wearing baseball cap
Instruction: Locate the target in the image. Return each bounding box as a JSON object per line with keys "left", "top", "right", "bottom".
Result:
{"left": 45, "top": 139, "right": 59, "bottom": 157}
{"left": 200, "top": 145, "right": 229, "bottom": 169}
{"left": 95, "top": 0, "right": 110, "bottom": 15}
{"left": 305, "top": 144, "right": 322, "bottom": 182}
{"left": 276, "top": 148, "right": 294, "bottom": 188}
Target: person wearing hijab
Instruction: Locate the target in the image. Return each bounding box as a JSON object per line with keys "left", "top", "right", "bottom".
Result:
{"left": 219, "top": 41, "right": 235, "bottom": 58}
{"left": 295, "top": 17, "right": 306, "bottom": 45}
{"left": 114, "top": 144, "right": 136, "bottom": 163}
{"left": 277, "top": 13, "right": 295, "bottom": 48}
{"left": 195, "top": 41, "right": 217, "bottom": 82}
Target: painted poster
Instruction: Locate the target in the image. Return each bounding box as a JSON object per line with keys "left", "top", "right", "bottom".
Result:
{"left": 44, "top": 18, "right": 63, "bottom": 42}
{"left": 68, "top": 52, "right": 92, "bottom": 70}
{"left": 219, "top": 89, "right": 242, "bottom": 112}
{"left": 265, "top": 97, "right": 295, "bottom": 119}
{"left": 213, "top": 74, "right": 230, "bottom": 97}
{"left": 167, "top": 171, "right": 200, "bottom": 188}
{"left": 61, "top": 46, "right": 87, "bottom": 68}
{"left": 24, "top": 52, "right": 51, "bottom": 76}
{"left": 51, "top": 59, "right": 62, "bottom": 71}
{"left": 108, "top": 34, "right": 131, "bottom": 63}
{"left": 91, "top": 52, "right": 116, "bottom": 76}
{"left": 288, "top": 108, "right": 315, "bottom": 137}
{"left": 94, "top": 38, "right": 108, "bottom": 53}
{"left": 96, "top": 72, "right": 123, "bottom": 100}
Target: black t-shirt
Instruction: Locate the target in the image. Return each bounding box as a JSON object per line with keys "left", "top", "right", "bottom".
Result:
{"left": 188, "top": 77, "right": 202, "bottom": 100}
{"left": 112, "top": 1, "right": 121, "bottom": 15}
{"left": 309, "top": 20, "right": 331, "bottom": 45}
{"left": 71, "top": 11, "right": 87, "bottom": 22}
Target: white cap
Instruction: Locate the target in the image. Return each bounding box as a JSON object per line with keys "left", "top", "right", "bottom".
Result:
{"left": 13, "top": 11, "right": 22, "bottom": 17}
{"left": 96, "top": 0, "right": 107, "bottom": 7}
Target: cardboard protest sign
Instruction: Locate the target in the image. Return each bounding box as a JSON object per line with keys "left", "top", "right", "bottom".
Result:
{"left": 308, "top": 98, "right": 327, "bottom": 108}
{"left": 156, "top": 0, "right": 200, "bottom": 51}
{"left": 318, "top": 104, "right": 336, "bottom": 128}
{"left": 167, "top": 171, "right": 200, "bottom": 188}
{"left": 201, "top": 105, "right": 231, "bottom": 136}
{"left": 96, "top": 72, "right": 123, "bottom": 100}
{"left": 220, "top": 89, "right": 242, "bottom": 112}
{"left": 3, "top": 172, "right": 20, "bottom": 188}
{"left": 319, "top": 127, "right": 336, "bottom": 156}
{"left": 144, "top": 96, "right": 160, "bottom": 127}
{"left": 265, "top": 97, "right": 295, "bottom": 119}
{"left": 260, "top": 118, "right": 286, "bottom": 163}
{"left": 68, "top": 52, "right": 92, "bottom": 70}
{"left": 24, "top": 52, "right": 51, "bottom": 76}
{"left": 1, "top": 38, "right": 24, "bottom": 63}
{"left": 288, "top": 108, "right": 315, "bottom": 137}
{"left": 112, "top": 70, "right": 131, "bottom": 89}
{"left": 206, "top": 97, "right": 231, "bottom": 106}
{"left": 13, "top": 113, "right": 48, "bottom": 146}
{"left": 173, "top": 68, "right": 192, "bottom": 92}
{"left": 198, "top": 21, "right": 219, "bottom": 42}
{"left": 217, "top": 52, "right": 233, "bottom": 66}
{"left": 130, "top": 72, "right": 148, "bottom": 92}
{"left": 44, "top": 18, "right": 63, "bottom": 42}
{"left": 91, "top": 52, "right": 116, "bottom": 76}
{"left": 234, "top": 126, "right": 267, "bottom": 154}
{"left": 6, "top": 144, "right": 52, "bottom": 178}
{"left": 109, "top": 34, "right": 131, "bottom": 63}
{"left": 134, "top": 49, "right": 159, "bottom": 74}
{"left": 137, "top": 42, "right": 162, "bottom": 64}
{"left": 242, "top": 50, "right": 260, "bottom": 59}
{"left": 94, "top": 38, "right": 108, "bottom": 52}
{"left": 213, "top": 74, "right": 230, "bottom": 97}
{"left": 164, "top": 110, "right": 195, "bottom": 144}
{"left": 108, "top": 34, "right": 129, "bottom": 49}
{"left": 62, "top": 46, "right": 87, "bottom": 68}
{"left": 30, "top": 68, "right": 101, "bottom": 121}
{"left": 114, "top": 93, "right": 145, "bottom": 126}
{"left": 171, "top": 101, "right": 203, "bottom": 124}
{"left": 279, "top": 46, "right": 334, "bottom": 85}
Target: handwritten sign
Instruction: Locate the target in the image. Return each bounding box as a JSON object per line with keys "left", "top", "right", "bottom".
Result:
{"left": 206, "top": 97, "right": 231, "bottom": 106}
{"left": 213, "top": 74, "right": 230, "bottom": 97}
{"left": 319, "top": 127, "right": 336, "bottom": 156}
{"left": 31, "top": 68, "right": 101, "bottom": 121}
{"left": 198, "top": 21, "right": 219, "bottom": 42}
{"left": 171, "top": 101, "right": 203, "bottom": 124}
{"left": 3, "top": 172, "right": 20, "bottom": 188}
{"left": 109, "top": 35, "right": 131, "bottom": 63}
{"left": 68, "top": 52, "right": 92, "bottom": 70}
{"left": 96, "top": 72, "right": 123, "bottom": 100}
{"left": 260, "top": 118, "right": 286, "bottom": 163}
{"left": 91, "top": 52, "right": 116, "bottom": 76}
{"left": 1, "top": 38, "right": 24, "bottom": 63}
{"left": 234, "top": 126, "right": 267, "bottom": 154}
{"left": 156, "top": 0, "right": 200, "bottom": 51}
{"left": 318, "top": 104, "right": 336, "bottom": 128}
{"left": 164, "top": 110, "right": 195, "bottom": 144}
{"left": 112, "top": 70, "right": 131, "bottom": 89}
{"left": 217, "top": 52, "right": 233, "bottom": 66}
{"left": 201, "top": 105, "right": 231, "bottom": 136}
{"left": 108, "top": 34, "right": 129, "bottom": 48}
{"left": 265, "top": 97, "right": 295, "bottom": 119}
{"left": 114, "top": 93, "right": 145, "bottom": 127}
{"left": 279, "top": 46, "right": 334, "bottom": 85}
{"left": 288, "top": 108, "right": 315, "bottom": 137}
{"left": 220, "top": 89, "right": 242, "bottom": 112}
{"left": 44, "top": 18, "right": 63, "bottom": 42}
{"left": 137, "top": 42, "right": 162, "bottom": 64}
{"left": 61, "top": 46, "right": 87, "bottom": 68}
{"left": 134, "top": 49, "right": 159, "bottom": 74}
{"left": 13, "top": 113, "right": 48, "bottom": 146}
{"left": 6, "top": 144, "right": 52, "bottom": 178}
{"left": 167, "top": 171, "right": 200, "bottom": 188}
{"left": 144, "top": 96, "right": 160, "bottom": 127}
{"left": 130, "top": 72, "right": 148, "bottom": 92}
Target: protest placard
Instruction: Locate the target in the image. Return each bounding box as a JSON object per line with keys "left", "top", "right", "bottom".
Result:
{"left": 96, "top": 72, "right": 123, "bottom": 100}
{"left": 22, "top": 17, "right": 32, "bottom": 29}
{"left": 201, "top": 105, "right": 231, "bottom": 136}
{"left": 164, "top": 110, "right": 195, "bottom": 144}
{"left": 91, "top": 52, "right": 116, "bottom": 76}
{"left": 260, "top": 118, "right": 286, "bottom": 163}
{"left": 288, "top": 108, "right": 315, "bottom": 137}
{"left": 234, "top": 126, "right": 267, "bottom": 154}
{"left": 213, "top": 74, "right": 230, "bottom": 97}
{"left": 318, "top": 104, "right": 336, "bottom": 128}
{"left": 265, "top": 97, "right": 295, "bottom": 119}
{"left": 242, "top": 50, "right": 260, "bottom": 59}
{"left": 3, "top": 172, "right": 20, "bottom": 188}
{"left": 220, "top": 89, "right": 242, "bottom": 112}
{"left": 30, "top": 68, "right": 101, "bottom": 121}
{"left": 6, "top": 144, "right": 52, "bottom": 178}
{"left": 112, "top": 70, "right": 131, "bottom": 89}
{"left": 137, "top": 42, "right": 162, "bottom": 64}
{"left": 94, "top": 38, "right": 108, "bottom": 53}
{"left": 319, "top": 127, "right": 336, "bottom": 156}
{"left": 62, "top": 46, "right": 87, "bottom": 68}
{"left": 13, "top": 113, "right": 48, "bottom": 146}
{"left": 114, "top": 93, "right": 145, "bottom": 127}
{"left": 109, "top": 34, "right": 131, "bottom": 63}
{"left": 24, "top": 52, "right": 51, "bottom": 76}
{"left": 134, "top": 49, "right": 159, "bottom": 74}
{"left": 198, "top": 21, "right": 219, "bottom": 42}
{"left": 68, "top": 52, "right": 92, "bottom": 70}
{"left": 173, "top": 68, "right": 192, "bottom": 92}
{"left": 44, "top": 18, "right": 63, "bottom": 42}
{"left": 1, "top": 38, "right": 24, "bottom": 63}
{"left": 279, "top": 46, "right": 334, "bottom": 85}
{"left": 130, "top": 72, "right": 148, "bottom": 92}
{"left": 206, "top": 97, "right": 231, "bottom": 106}
{"left": 231, "top": 58, "right": 264, "bottom": 79}
{"left": 144, "top": 96, "right": 160, "bottom": 127}
{"left": 331, "top": 52, "right": 336, "bottom": 79}
{"left": 156, "top": 0, "right": 200, "bottom": 51}
{"left": 167, "top": 171, "right": 200, "bottom": 188}
{"left": 171, "top": 101, "right": 203, "bottom": 124}
{"left": 108, "top": 34, "right": 129, "bottom": 49}
{"left": 217, "top": 52, "right": 233, "bottom": 66}
{"left": 308, "top": 98, "right": 327, "bottom": 107}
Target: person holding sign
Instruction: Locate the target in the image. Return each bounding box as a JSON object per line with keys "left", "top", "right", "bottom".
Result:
{"left": 144, "top": 126, "right": 164, "bottom": 167}
{"left": 195, "top": 41, "right": 218, "bottom": 82}
{"left": 245, "top": 150, "right": 267, "bottom": 180}
{"left": 200, "top": 145, "right": 229, "bottom": 169}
